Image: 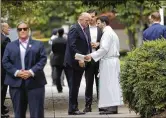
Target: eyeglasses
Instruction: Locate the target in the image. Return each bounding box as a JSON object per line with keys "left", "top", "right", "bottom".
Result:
{"left": 17, "top": 27, "right": 28, "bottom": 32}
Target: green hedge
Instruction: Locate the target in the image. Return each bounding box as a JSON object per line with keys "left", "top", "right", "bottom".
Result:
{"left": 120, "top": 39, "right": 166, "bottom": 118}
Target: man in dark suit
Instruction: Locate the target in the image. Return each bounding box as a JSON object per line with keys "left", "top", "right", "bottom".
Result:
{"left": 64, "top": 12, "right": 91, "bottom": 115}
{"left": 1, "top": 22, "right": 11, "bottom": 118}
{"left": 143, "top": 11, "right": 166, "bottom": 41}
{"left": 52, "top": 28, "right": 68, "bottom": 93}
{"left": 2, "top": 22, "right": 47, "bottom": 118}
{"left": 83, "top": 10, "right": 102, "bottom": 112}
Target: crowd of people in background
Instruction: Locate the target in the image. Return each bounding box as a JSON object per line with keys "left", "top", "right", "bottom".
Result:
{"left": 1, "top": 10, "right": 166, "bottom": 118}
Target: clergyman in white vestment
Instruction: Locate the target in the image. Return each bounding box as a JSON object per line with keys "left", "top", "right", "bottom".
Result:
{"left": 84, "top": 16, "right": 123, "bottom": 114}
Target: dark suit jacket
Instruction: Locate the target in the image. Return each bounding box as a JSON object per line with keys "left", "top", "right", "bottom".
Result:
{"left": 143, "top": 23, "right": 166, "bottom": 41}
{"left": 64, "top": 23, "right": 91, "bottom": 70}
{"left": 1, "top": 33, "right": 11, "bottom": 83}
{"left": 52, "top": 37, "right": 67, "bottom": 66}
{"left": 2, "top": 38, "right": 47, "bottom": 89}
{"left": 85, "top": 26, "right": 102, "bottom": 51}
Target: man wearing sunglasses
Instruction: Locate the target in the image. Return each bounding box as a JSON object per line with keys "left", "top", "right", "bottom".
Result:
{"left": 1, "top": 22, "right": 11, "bottom": 118}
{"left": 2, "top": 22, "right": 47, "bottom": 118}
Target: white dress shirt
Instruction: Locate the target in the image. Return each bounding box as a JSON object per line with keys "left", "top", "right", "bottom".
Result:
{"left": 89, "top": 25, "right": 97, "bottom": 52}
{"left": 14, "top": 38, "right": 34, "bottom": 77}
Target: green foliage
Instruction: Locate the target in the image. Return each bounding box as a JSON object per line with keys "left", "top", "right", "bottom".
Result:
{"left": 1, "top": 1, "right": 47, "bottom": 27}
{"left": 82, "top": 0, "right": 160, "bottom": 9}
{"left": 2, "top": 0, "right": 95, "bottom": 37}
{"left": 82, "top": 0, "right": 127, "bottom": 9}
{"left": 116, "top": 0, "right": 159, "bottom": 30}
{"left": 120, "top": 39, "right": 166, "bottom": 118}
{"left": 35, "top": 0, "right": 92, "bottom": 37}
{"left": 82, "top": 0, "right": 162, "bottom": 50}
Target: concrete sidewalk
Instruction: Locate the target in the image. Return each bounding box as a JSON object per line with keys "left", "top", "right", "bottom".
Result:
{"left": 5, "top": 60, "right": 140, "bottom": 118}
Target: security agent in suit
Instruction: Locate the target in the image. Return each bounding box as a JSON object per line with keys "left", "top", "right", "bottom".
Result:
{"left": 143, "top": 11, "right": 166, "bottom": 41}
{"left": 1, "top": 22, "right": 11, "bottom": 118}
{"left": 2, "top": 22, "right": 47, "bottom": 118}
{"left": 83, "top": 10, "right": 102, "bottom": 113}
{"left": 64, "top": 12, "right": 91, "bottom": 115}
{"left": 52, "top": 28, "right": 68, "bottom": 93}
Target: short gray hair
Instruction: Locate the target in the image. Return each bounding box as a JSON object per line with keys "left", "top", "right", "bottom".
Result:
{"left": 1, "top": 22, "right": 8, "bottom": 30}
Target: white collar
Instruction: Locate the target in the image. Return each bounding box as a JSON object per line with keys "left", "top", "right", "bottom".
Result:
{"left": 89, "top": 24, "right": 97, "bottom": 28}
{"left": 78, "top": 22, "right": 84, "bottom": 30}
{"left": 103, "top": 26, "right": 112, "bottom": 32}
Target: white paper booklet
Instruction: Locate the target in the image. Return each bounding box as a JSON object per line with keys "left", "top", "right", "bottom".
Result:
{"left": 75, "top": 53, "right": 85, "bottom": 61}
{"left": 75, "top": 53, "right": 91, "bottom": 62}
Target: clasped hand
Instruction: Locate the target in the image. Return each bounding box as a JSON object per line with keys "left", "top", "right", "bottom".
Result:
{"left": 17, "top": 70, "right": 32, "bottom": 80}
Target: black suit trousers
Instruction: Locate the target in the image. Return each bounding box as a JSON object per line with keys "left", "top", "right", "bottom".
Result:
{"left": 54, "top": 65, "right": 68, "bottom": 92}
{"left": 85, "top": 60, "right": 99, "bottom": 107}
{"left": 65, "top": 65, "right": 84, "bottom": 112}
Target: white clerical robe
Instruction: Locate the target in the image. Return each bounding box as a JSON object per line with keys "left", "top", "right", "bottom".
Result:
{"left": 90, "top": 26, "right": 123, "bottom": 108}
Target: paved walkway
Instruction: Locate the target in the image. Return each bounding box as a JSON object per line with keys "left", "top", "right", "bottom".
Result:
{"left": 5, "top": 59, "right": 140, "bottom": 118}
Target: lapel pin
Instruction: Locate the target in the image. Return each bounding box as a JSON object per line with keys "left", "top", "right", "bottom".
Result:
{"left": 29, "top": 45, "right": 32, "bottom": 48}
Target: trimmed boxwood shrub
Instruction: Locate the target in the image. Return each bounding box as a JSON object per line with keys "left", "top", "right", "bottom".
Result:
{"left": 120, "top": 39, "right": 166, "bottom": 118}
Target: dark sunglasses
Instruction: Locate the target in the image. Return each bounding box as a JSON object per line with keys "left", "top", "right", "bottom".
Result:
{"left": 17, "top": 27, "right": 28, "bottom": 32}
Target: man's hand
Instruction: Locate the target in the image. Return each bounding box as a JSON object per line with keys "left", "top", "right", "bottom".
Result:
{"left": 78, "top": 60, "right": 85, "bottom": 68}
{"left": 91, "top": 42, "right": 100, "bottom": 48}
{"left": 22, "top": 70, "right": 32, "bottom": 80}
{"left": 16, "top": 70, "right": 32, "bottom": 80}
{"left": 16, "top": 70, "right": 26, "bottom": 79}
{"left": 84, "top": 54, "right": 92, "bottom": 61}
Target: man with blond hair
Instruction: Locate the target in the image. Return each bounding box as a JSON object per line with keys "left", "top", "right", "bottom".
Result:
{"left": 2, "top": 22, "right": 47, "bottom": 118}
{"left": 143, "top": 11, "right": 166, "bottom": 41}
{"left": 64, "top": 12, "right": 91, "bottom": 115}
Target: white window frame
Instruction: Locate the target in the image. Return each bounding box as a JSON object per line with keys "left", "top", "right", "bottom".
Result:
{"left": 159, "top": 6, "right": 166, "bottom": 25}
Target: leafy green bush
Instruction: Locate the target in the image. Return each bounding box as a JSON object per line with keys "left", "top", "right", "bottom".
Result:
{"left": 120, "top": 39, "right": 166, "bottom": 118}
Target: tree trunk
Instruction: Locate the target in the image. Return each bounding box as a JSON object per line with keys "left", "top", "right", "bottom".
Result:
{"left": 127, "top": 29, "right": 136, "bottom": 50}
{"left": 137, "top": 4, "right": 143, "bottom": 47}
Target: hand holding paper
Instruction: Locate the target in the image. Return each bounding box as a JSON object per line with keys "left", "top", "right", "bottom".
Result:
{"left": 75, "top": 53, "right": 91, "bottom": 62}
{"left": 75, "top": 53, "right": 85, "bottom": 61}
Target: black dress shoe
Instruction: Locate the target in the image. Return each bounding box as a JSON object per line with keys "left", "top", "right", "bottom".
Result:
{"left": 58, "top": 90, "right": 63, "bottom": 93}
{"left": 83, "top": 107, "right": 92, "bottom": 112}
{"left": 99, "top": 108, "right": 106, "bottom": 111}
{"left": 99, "top": 111, "right": 118, "bottom": 114}
{"left": 1, "top": 114, "right": 9, "bottom": 118}
{"left": 68, "top": 110, "right": 86, "bottom": 115}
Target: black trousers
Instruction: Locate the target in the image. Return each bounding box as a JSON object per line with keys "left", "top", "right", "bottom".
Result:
{"left": 85, "top": 60, "right": 99, "bottom": 107}
{"left": 65, "top": 66, "right": 84, "bottom": 113}
{"left": 53, "top": 65, "right": 68, "bottom": 92}
{"left": 9, "top": 83, "right": 45, "bottom": 118}
{"left": 1, "top": 70, "right": 8, "bottom": 113}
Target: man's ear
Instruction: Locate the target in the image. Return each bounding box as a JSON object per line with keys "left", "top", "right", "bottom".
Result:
{"left": 103, "top": 22, "right": 106, "bottom": 26}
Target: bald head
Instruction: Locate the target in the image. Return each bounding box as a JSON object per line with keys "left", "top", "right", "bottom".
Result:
{"left": 78, "top": 12, "right": 91, "bottom": 28}
{"left": 1, "top": 22, "right": 10, "bottom": 35}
